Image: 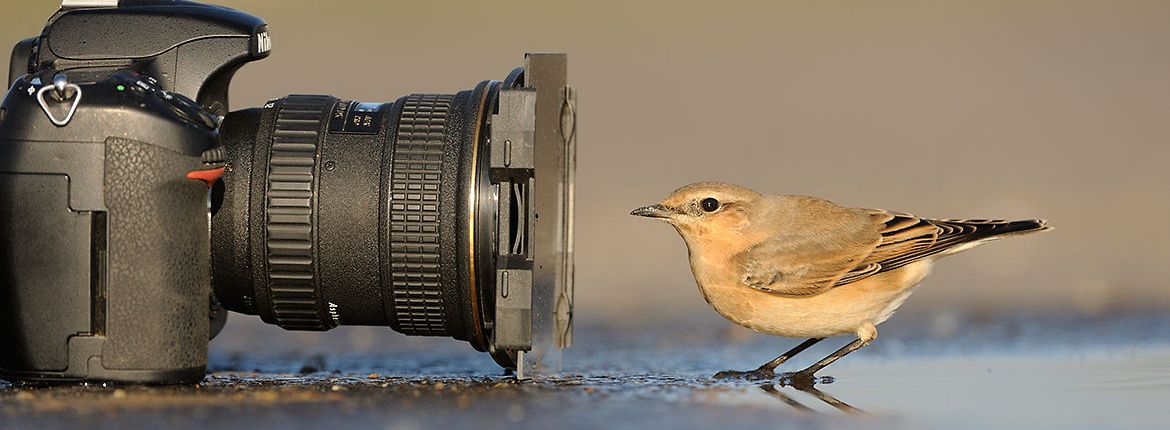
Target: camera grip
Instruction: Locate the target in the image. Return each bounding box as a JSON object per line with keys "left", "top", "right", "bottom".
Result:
{"left": 101, "top": 138, "right": 210, "bottom": 375}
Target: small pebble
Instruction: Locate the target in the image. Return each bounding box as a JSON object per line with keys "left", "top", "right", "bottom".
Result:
{"left": 434, "top": 382, "right": 445, "bottom": 390}
{"left": 330, "top": 385, "right": 344, "bottom": 392}
{"left": 367, "top": 373, "right": 381, "bottom": 379}
{"left": 112, "top": 389, "right": 127, "bottom": 399}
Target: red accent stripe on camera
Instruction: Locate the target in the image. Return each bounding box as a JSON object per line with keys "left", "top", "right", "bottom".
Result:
{"left": 186, "top": 167, "right": 225, "bottom": 187}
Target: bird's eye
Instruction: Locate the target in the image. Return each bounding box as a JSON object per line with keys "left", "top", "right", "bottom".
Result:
{"left": 700, "top": 197, "right": 720, "bottom": 212}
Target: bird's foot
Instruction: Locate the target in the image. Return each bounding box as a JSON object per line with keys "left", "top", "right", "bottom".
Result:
{"left": 713, "top": 367, "right": 776, "bottom": 381}
{"left": 714, "top": 368, "right": 836, "bottom": 386}
{"left": 777, "top": 371, "right": 834, "bottom": 387}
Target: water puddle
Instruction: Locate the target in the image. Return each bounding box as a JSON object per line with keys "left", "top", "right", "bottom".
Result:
{"left": 2, "top": 313, "right": 1169, "bottom": 429}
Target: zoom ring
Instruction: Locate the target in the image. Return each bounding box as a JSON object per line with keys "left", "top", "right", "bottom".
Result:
{"left": 389, "top": 94, "right": 454, "bottom": 335}
{"left": 265, "top": 95, "right": 333, "bottom": 330}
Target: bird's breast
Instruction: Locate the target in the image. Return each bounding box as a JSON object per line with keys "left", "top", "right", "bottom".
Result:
{"left": 694, "top": 261, "right": 934, "bottom": 338}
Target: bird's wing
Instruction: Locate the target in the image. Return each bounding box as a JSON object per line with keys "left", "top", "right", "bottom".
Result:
{"left": 733, "top": 206, "right": 885, "bottom": 296}
{"left": 838, "top": 212, "right": 941, "bottom": 285}
{"left": 737, "top": 209, "right": 1047, "bottom": 296}
{"left": 842, "top": 215, "right": 1048, "bottom": 283}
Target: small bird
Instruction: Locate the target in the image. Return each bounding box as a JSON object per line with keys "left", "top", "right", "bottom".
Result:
{"left": 631, "top": 182, "right": 1049, "bottom": 384}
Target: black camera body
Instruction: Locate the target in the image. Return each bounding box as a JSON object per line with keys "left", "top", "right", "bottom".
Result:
{"left": 0, "top": 69, "right": 220, "bottom": 383}
{"left": 0, "top": 0, "right": 575, "bottom": 384}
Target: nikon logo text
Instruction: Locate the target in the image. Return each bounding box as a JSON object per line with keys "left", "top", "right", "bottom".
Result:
{"left": 256, "top": 31, "right": 272, "bottom": 54}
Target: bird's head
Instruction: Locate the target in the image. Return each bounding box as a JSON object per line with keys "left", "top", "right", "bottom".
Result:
{"left": 630, "top": 182, "right": 763, "bottom": 240}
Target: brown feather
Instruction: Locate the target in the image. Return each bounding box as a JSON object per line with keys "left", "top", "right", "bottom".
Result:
{"left": 736, "top": 203, "right": 1049, "bottom": 296}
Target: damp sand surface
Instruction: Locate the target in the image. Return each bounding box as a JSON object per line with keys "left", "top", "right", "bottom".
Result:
{"left": 2, "top": 313, "right": 1169, "bottom": 430}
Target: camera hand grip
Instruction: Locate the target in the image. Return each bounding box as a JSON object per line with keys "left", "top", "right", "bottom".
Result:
{"left": 100, "top": 138, "right": 210, "bottom": 377}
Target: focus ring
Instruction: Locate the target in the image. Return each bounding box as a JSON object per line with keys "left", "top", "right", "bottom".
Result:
{"left": 389, "top": 94, "right": 453, "bottom": 335}
{"left": 264, "top": 95, "right": 333, "bottom": 330}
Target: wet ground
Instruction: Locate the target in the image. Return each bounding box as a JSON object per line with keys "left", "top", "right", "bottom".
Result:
{"left": 2, "top": 312, "right": 1169, "bottom": 429}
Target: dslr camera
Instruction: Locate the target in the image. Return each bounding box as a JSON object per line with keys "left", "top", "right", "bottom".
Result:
{"left": 0, "top": 0, "right": 575, "bottom": 383}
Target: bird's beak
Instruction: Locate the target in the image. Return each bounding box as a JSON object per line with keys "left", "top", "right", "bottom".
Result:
{"left": 630, "top": 204, "right": 674, "bottom": 219}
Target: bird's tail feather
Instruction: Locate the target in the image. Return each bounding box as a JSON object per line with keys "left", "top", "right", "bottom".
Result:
{"left": 999, "top": 219, "right": 1051, "bottom": 236}
{"left": 934, "top": 218, "right": 1051, "bottom": 255}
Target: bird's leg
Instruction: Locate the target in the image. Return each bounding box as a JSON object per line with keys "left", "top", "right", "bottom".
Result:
{"left": 758, "top": 337, "right": 824, "bottom": 372}
{"left": 782, "top": 337, "right": 871, "bottom": 387}
{"left": 714, "top": 337, "right": 823, "bottom": 380}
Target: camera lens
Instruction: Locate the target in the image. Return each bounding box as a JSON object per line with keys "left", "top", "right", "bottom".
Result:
{"left": 212, "top": 81, "right": 505, "bottom": 359}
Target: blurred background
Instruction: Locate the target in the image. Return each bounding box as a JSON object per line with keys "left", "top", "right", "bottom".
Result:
{"left": 3, "top": 0, "right": 1168, "bottom": 329}
{"left": 4, "top": 3, "right": 1170, "bottom": 428}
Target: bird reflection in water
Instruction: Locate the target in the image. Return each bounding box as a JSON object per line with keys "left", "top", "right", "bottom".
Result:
{"left": 758, "top": 382, "right": 863, "bottom": 415}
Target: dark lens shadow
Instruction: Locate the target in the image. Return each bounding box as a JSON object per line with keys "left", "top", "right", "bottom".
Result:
{"left": 759, "top": 383, "right": 863, "bottom": 415}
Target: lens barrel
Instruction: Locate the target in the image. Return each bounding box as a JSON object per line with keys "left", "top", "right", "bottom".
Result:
{"left": 213, "top": 81, "right": 503, "bottom": 353}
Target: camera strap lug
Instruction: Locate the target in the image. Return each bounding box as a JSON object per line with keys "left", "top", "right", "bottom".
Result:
{"left": 36, "top": 73, "right": 82, "bottom": 127}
